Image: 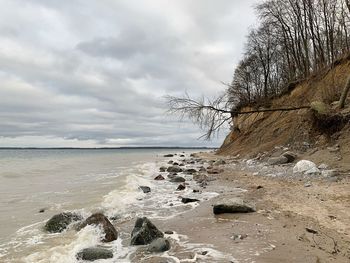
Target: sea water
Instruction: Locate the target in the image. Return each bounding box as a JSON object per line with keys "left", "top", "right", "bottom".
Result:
{"left": 0, "top": 148, "right": 229, "bottom": 263}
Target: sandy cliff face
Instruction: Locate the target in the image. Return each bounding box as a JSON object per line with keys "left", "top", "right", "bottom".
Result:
{"left": 218, "top": 56, "right": 350, "bottom": 160}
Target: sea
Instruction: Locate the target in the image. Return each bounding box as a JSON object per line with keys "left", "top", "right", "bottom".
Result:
{"left": 0, "top": 148, "right": 228, "bottom": 263}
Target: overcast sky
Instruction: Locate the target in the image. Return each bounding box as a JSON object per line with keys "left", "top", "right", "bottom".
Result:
{"left": 0, "top": 0, "right": 258, "bottom": 148}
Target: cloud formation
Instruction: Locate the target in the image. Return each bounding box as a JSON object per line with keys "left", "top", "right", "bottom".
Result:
{"left": 0, "top": 0, "right": 258, "bottom": 147}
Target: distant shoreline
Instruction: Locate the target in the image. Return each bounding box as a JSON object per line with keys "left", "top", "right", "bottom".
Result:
{"left": 0, "top": 146, "right": 217, "bottom": 150}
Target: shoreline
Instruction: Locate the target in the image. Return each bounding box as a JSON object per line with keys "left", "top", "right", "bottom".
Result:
{"left": 141, "top": 151, "right": 350, "bottom": 262}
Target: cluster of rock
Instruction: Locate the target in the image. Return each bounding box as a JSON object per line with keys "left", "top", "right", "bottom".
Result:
{"left": 44, "top": 212, "right": 169, "bottom": 261}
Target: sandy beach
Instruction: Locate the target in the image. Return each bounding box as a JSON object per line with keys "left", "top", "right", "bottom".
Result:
{"left": 122, "top": 151, "right": 350, "bottom": 263}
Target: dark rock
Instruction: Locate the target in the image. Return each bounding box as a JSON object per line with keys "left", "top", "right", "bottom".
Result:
{"left": 214, "top": 159, "right": 226, "bottom": 165}
{"left": 76, "top": 247, "right": 113, "bottom": 261}
{"left": 154, "top": 175, "right": 165, "bottom": 180}
{"left": 193, "top": 189, "right": 200, "bottom": 193}
{"left": 179, "top": 163, "right": 185, "bottom": 166}
{"left": 199, "top": 167, "right": 206, "bottom": 172}
{"left": 44, "top": 212, "right": 82, "bottom": 233}
{"left": 167, "top": 160, "right": 174, "bottom": 164}
{"left": 173, "top": 162, "right": 179, "bottom": 166}
{"left": 184, "top": 168, "right": 197, "bottom": 174}
{"left": 282, "top": 151, "right": 297, "bottom": 162}
{"left": 130, "top": 217, "right": 164, "bottom": 245}
{"left": 213, "top": 198, "right": 255, "bottom": 214}
{"left": 159, "top": 166, "right": 167, "bottom": 172}
{"left": 78, "top": 213, "right": 118, "bottom": 242}
{"left": 170, "top": 176, "right": 186, "bottom": 183}
{"left": 305, "top": 227, "right": 318, "bottom": 234}
{"left": 164, "top": 231, "right": 174, "bottom": 234}
{"left": 164, "top": 154, "right": 174, "bottom": 157}
{"left": 167, "top": 166, "right": 183, "bottom": 173}
{"left": 180, "top": 154, "right": 185, "bottom": 157}
{"left": 176, "top": 184, "right": 186, "bottom": 191}
{"left": 256, "top": 185, "right": 263, "bottom": 189}
{"left": 167, "top": 173, "right": 177, "bottom": 179}
{"left": 181, "top": 198, "right": 199, "bottom": 204}
{"left": 267, "top": 156, "right": 288, "bottom": 165}
{"left": 147, "top": 238, "right": 171, "bottom": 253}
{"left": 139, "top": 186, "right": 151, "bottom": 193}
{"left": 207, "top": 168, "right": 224, "bottom": 174}
{"left": 39, "top": 208, "right": 46, "bottom": 213}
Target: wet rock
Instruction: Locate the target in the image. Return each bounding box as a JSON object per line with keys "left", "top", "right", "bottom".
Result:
{"left": 170, "top": 176, "right": 186, "bottom": 183}
{"left": 78, "top": 213, "right": 118, "bottom": 242}
{"left": 130, "top": 217, "right": 164, "bottom": 245}
{"left": 147, "top": 238, "right": 171, "bottom": 253}
{"left": 293, "top": 160, "right": 320, "bottom": 174}
{"left": 44, "top": 212, "right": 82, "bottom": 233}
{"left": 167, "top": 166, "right": 183, "bottom": 173}
{"left": 76, "top": 247, "right": 113, "bottom": 261}
{"left": 139, "top": 186, "right": 151, "bottom": 193}
{"left": 181, "top": 197, "right": 199, "bottom": 204}
{"left": 159, "top": 166, "right": 167, "bottom": 172}
{"left": 164, "top": 154, "right": 174, "bottom": 157}
{"left": 184, "top": 168, "right": 197, "bottom": 174}
{"left": 167, "top": 173, "right": 178, "bottom": 179}
{"left": 154, "top": 175, "right": 165, "bottom": 180}
{"left": 267, "top": 156, "right": 288, "bottom": 165}
{"left": 213, "top": 198, "right": 255, "bottom": 214}
{"left": 176, "top": 184, "right": 186, "bottom": 191}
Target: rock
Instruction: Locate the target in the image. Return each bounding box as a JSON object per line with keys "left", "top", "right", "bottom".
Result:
{"left": 39, "top": 208, "right": 46, "bottom": 213}
{"left": 327, "top": 146, "right": 340, "bottom": 152}
{"left": 173, "top": 162, "right": 179, "bottom": 166}
{"left": 44, "top": 212, "right": 82, "bottom": 233}
{"left": 184, "top": 168, "right": 197, "bottom": 174}
{"left": 213, "top": 198, "right": 255, "bottom": 214}
{"left": 167, "top": 173, "right": 177, "bottom": 179}
{"left": 293, "top": 160, "right": 320, "bottom": 174}
{"left": 207, "top": 168, "right": 224, "bottom": 174}
{"left": 167, "top": 166, "right": 183, "bottom": 173}
{"left": 181, "top": 197, "right": 199, "bottom": 204}
{"left": 147, "top": 238, "right": 171, "bottom": 253}
{"left": 139, "top": 186, "right": 151, "bottom": 193}
{"left": 159, "top": 166, "right": 167, "bottom": 172}
{"left": 154, "top": 175, "right": 165, "bottom": 180}
{"left": 164, "top": 154, "right": 174, "bottom": 157}
{"left": 282, "top": 151, "right": 297, "bottom": 162}
{"left": 199, "top": 166, "right": 206, "bottom": 172}
{"left": 130, "top": 217, "right": 164, "bottom": 245}
{"left": 167, "top": 160, "right": 173, "bottom": 164}
{"left": 164, "top": 231, "right": 174, "bottom": 234}
{"left": 179, "top": 163, "right": 185, "bottom": 166}
{"left": 193, "top": 189, "right": 200, "bottom": 193}
{"left": 176, "top": 184, "right": 186, "bottom": 191}
{"left": 180, "top": 154, "right": 185, "bottom": 157}
{"left": 76, "top": 247, "right": 113, "bottom": 261}
{"left": 321, "top": 169, "right": 339, "bottom": 177}
{"left": 256, "top": 185, "right": 263, "bottom": 189}
{"left": 267, "top": 156, "right": 289, "bottom": 165}
{"left": 214, "top": 159, "right": 226, "bottom": 165}
{"left": 304, "top": 182, "right": 312, "bottom": 187}
{"left": 318, "top": 163, "right": 329, "bottom": 169}
{"left": 78, "top": 213, "right": 118, "bottom": 242}
{"left": 170, "top": 176, "right": 186, "bottom": 183}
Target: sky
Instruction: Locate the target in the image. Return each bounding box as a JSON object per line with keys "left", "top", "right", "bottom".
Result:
{"left": 0, "top": 0, "right": 258, "bottom": 148}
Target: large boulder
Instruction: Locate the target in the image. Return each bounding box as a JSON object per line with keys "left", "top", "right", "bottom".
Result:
{"left": 44, "top": 212, "right": 82, "bottom": 233}
{"left": 130, "top": 217, "right": 164, "bottom": 245}
{"left": 76, "top": 247, "right": 113, "bottom": 261}
{"left": 147, "top": 238, "right": 171, "bottom": 253}
{"left": 170, "top": 176, "right": 186, "bottom": 183}
{"left": 213, "top": 198, "right": 256, "bottom": 214}
{"left": 293, "top": 160, "right": 320, "bottom": 174}
{"left": 78, "top": 213, "right": 118, "bottom": 242}
{"left": 167, "top": 166, "right": 183, "bottom": 173}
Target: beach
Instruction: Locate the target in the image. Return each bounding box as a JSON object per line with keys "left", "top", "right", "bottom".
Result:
{"left": 0, "top": 149, "right": 349, "bottom": 262}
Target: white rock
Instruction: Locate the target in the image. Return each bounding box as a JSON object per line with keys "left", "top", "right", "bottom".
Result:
{"left": 293, "top": 160, "right": 320, "bottom": 174}
{"left": 318, "top": 163, "right": 329, "bottom": 170}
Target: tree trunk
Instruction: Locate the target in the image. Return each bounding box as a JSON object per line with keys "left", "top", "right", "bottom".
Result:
{"left": 339, "top": 76, "right": 350, "bottom": 109}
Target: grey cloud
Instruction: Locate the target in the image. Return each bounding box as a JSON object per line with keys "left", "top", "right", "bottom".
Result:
{"left": 0, "top": 0, "right": 258, "bottom": 147}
